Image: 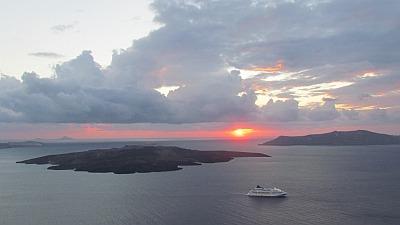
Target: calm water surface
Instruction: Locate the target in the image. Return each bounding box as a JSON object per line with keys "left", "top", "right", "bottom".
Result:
{"left": 1, "top": 140, "right": 399, "bottom": 225}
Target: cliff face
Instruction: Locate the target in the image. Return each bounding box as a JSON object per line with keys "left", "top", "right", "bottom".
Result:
{"left": 261, "top": 130, "right": 400, "bottom": 146}
{"left": 17, "top": 145, "right": 269, "bottom": 174}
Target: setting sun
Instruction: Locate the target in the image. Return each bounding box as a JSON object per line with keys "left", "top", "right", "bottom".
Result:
{"left": 231, "top": 128, "right": 254, "bottom": 138}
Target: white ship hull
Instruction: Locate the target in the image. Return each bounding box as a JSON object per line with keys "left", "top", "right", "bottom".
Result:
{"left": 246, "top": 192, "right": 287, "bottom": 197}
{"left": 246, "top": 186, "right": 287, "bottom": 197}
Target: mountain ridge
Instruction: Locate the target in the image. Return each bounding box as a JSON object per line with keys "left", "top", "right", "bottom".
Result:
{"left": 261, "top": 130, "right": 400, "bottom": 146}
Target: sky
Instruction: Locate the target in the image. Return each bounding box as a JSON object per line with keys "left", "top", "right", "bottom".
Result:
{"left": 0, "top": 0, "right": 157, "bottom": 77}
{"left": 0, "top": 0, "right": 399, "bottom": 140}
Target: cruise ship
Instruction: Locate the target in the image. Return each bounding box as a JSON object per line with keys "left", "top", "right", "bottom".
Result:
{"left": 246, "top": 185, "right": 287, "bottom": 197}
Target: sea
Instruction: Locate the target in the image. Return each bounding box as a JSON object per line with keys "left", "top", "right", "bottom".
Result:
{"left": 0, "top": 139, "right": 399, "bottom": 225}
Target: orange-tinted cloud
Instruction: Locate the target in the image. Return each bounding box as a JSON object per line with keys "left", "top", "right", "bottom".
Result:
{"left": 248, "top": 61, "right": 284, "bottom": 73}
{"left": 46, "top": 123, "right": 278, "bottom": 140}
{"left": 68, "top": 124, "right": 231, "bottom": 140}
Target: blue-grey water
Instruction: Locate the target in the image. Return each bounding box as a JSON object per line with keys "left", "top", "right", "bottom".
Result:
{"left": 1, "top": 140, "right": 399, "bottom": 225}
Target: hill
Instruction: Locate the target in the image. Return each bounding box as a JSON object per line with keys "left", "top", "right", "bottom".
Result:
{"left": 261, "top": 130, "right": 400, "bottom": 146}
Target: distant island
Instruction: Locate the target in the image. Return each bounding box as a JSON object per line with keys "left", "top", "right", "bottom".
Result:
{"left": 17, "top": 145, "right": 269, "bottom": 174}
{"left": 33, "top": 136, "right": 75, "bottom": 143}
{"left": 0, "top": 141, "right": 43, "bottom": 149}
{"left": 261, "top": 130, "right": 400, "bottom": 146}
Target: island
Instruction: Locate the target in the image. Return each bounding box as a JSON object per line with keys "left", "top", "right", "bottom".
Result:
{"left": 0, "top": 141, "right": 43, "bottom": 149}
{"left": 17, "top": 145, "right": 269, "bottom": 174}
{"left": 33, "top": 136, "right": 75, "bottom": 143}
{"left": 261, "top": 130, "right": 400, "bottom": 146}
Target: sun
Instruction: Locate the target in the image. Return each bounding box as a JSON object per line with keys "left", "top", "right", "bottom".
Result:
{"left": 231, "top": 128, "right": 254, "bottom": 138}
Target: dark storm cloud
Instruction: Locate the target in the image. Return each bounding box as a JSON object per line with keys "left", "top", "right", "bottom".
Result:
{"left": 0, "top": 0, "right": 399, "bottom": 124}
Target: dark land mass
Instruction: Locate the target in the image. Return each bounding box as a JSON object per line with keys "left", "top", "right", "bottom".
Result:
{"left": 17, "top": 145, "right": 269, "bottom": 174}
{"left": 0, "top": 141, "right": 43, "bottom": 149}
{"left": 33, "top": 136, "right": 75, "bottom": 143}
{"left": 261, "top": 130, "right": 400, "bottom": 146}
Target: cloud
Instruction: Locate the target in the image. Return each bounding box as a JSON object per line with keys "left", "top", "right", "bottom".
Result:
{"left": 50, "top": 22, "right": 77, "bottom": 33}
{"left": 342, "top": 109, "right": 359, "bottom": 120}
{"left": 305, "top": 98, "right": 340, "bottom": 121}
{"left": 260, "top": 99, "right": 299, "bottom": 122}
{"left": 0, "top": 0, "right": 399, "bottom": 125}
{"left": 28, "top": 52, "right": 64, "bottom": 59}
